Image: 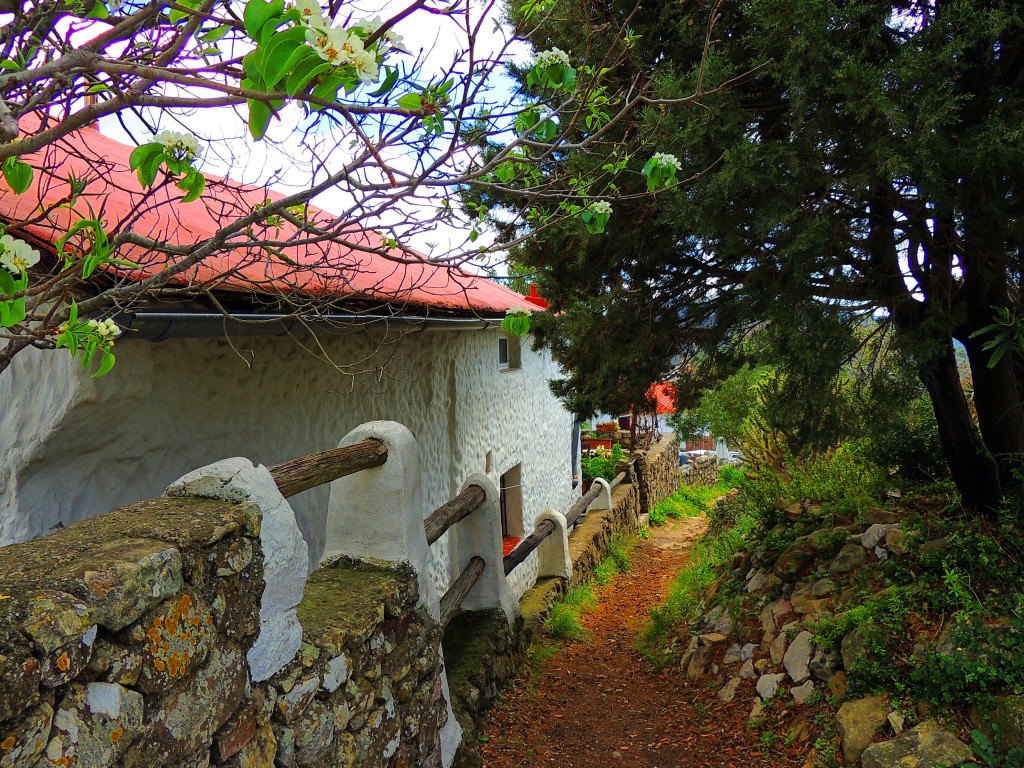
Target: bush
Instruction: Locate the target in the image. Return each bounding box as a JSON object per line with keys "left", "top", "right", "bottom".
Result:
{"left": 581, "top": 444, "right": 624, "bottom": 483}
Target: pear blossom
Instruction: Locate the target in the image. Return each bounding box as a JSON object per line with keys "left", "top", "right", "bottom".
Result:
{"left": 349, "top": 44, "right": 380, "bottom": 83}
{"left": 651, "top": 152, "right": 682, "bottom": 171}
{"left": 0, "top": 234, "right": 40, "bottom": 273}
{"left": 305, "top": 25, "right": 348, "bottom": 65}
{"left": 505, "top": 306, "right": 533, "bottom": 316}
{"left": 358, "top": 17, "right": 407, "bottom": 52}
{"left": 154, "top": 130, "right": 200, "bottom": 161}
{"left": 87, "top": 318, "right": 121, "bottom": 339}
{"left": 291, "top": 0, "right": 325, "bottom": 29}
{"left": 590, "top": 200, "right": 612, "bottom": 215}
{"left": 535, "top": 48, "right": 570, "bottom": 68}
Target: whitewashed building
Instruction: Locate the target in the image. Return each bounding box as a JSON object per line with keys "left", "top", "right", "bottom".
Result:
{"left": 0, "top": 124, "right": 579, "bottom": 601}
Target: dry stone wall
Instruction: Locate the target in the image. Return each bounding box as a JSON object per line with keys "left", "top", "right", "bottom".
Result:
{"left": 0, "top": 496, "right": 449, "bottom": 768}
{"left": 634, "top": 432, "right": 684, "bottom": 513}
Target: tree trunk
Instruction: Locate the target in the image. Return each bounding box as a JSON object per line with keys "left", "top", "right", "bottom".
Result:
{"left": 918, "top": 340, "right": 1003, "bottom": 517}
{"left": 963, "top": 337, "right": 1024, "bottom": 489}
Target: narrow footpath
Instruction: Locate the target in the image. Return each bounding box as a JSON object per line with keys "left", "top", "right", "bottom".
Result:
{"left": 479, "top": 516, "right": 805, "bottom": 768}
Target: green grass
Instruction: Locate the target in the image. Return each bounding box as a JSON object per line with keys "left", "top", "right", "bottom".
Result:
{"left": 649, "top": 473, "right": 741, "bottom": 526}
{"left": 545, "top": 584, "right": 597, "bottom": 640}
{"left": 642, "top": 499, "right": 759, "bottom": 656}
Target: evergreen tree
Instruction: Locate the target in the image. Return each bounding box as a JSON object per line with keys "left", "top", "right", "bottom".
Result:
{"left": 499, "top": 0, "right": 1024, "bottom": 515}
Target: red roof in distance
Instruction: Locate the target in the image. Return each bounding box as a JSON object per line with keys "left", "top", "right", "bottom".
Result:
{"left": 0, "top": 116, "right": 532, "bottom": 315}
{"left": 647, "top": 382, "right": 676, "bottom": 415}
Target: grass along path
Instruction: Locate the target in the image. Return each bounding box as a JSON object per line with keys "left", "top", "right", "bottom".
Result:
{"left": 479, "top": 514, "right": 806, "bottom": 768}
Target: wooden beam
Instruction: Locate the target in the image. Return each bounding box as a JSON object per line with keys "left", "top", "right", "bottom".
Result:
{"left": 502, "top": 518, "right": 555, "bottom": 576}
{"left": 564, "top": 482, "right": 603, "bottom": 528}
{"left": 439, "top": 556, "right": 485, "bottom": 626}
{"left": 424, "top": 484, "right": 487, "bottom": 545}
{"left": 268, "top": 438, "right": 388, "bottom": 498}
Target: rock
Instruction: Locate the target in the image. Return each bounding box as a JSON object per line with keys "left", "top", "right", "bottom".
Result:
{"left": 970, "top": 694, "right": 1024, "bottom": 751}
{"left": 836, "top": 695, "right": 888, "bottom": 765}
{"left": 919, "top": 537, "right": 950, "bottom": 560}
{"left": 732, "top": 551, "right": 751, "bottom": 572}
{"left": 860, "top": 723, "right": 974, "bottom": 768}
{"left": 222, "top": 724, "right": 276, "bottom": 768}
{"left": 749, "top": 700, "right": 765, "bottom": 722}
{"left": 723, "top": 644, "right": 743, "bottom": 666}
{"left": 756, "top": 673, "right": 786, "bottom": 700}
{"left": 746, "top": 570, "right": 769, "bottom": 593}
{"left": 791, "top": 680, "right": 815, "bottom": 704}
{"left": 811, "top": 579, "right": 835, "bottom": 598}
{"left": 0, "top": 700, "right": 53, "bottom": 768}
{"left": 864, "top": 508, "right": 898, "bottom": 525}
{"left": 685, "top": 645, "right": 713, "bottom": 680}
{"left": 122, "top": 644, "right": 247, "bottom": 767}
{"left": 20, "top": 590, "right": 97, "bottom": 688}
{"left": 769, "top": 633, "right": 789, "bottom": 666}
{"left": 741, "top": 643, "right": 757, "bottom": 661}
{"left": 829, "top": 544, "right": 868, "bottom": 576}
{"left": 717, "top": 678, "right": 741, "bottom": 704}
{"left": 710, "top": 613, "right": 735, "bottom": 636}
{"left": 885, "top": 528, "right": 908, "bottom": 555}
{"left": 276, "top": 676, "right": 320, "bottom": 724}
{"left": 123, "top": 591, "right": 216, "bottom": 694}
{"left": 75, "top": 539, "right": 184, "bottom": 631}
{"left": 740, "top": 660, "right": 757, "bottom": 680}
{"left": 293, "top": 699, "right": 334, "bottom": 765}
{"left": 841, "top": 624, "right": 885, "bottom": 674}
{"left": 874, "top": 546, "right": 888, "bottom": 560}
{"left": 859, "top": 524, "right": 890, "bottom": 550}
{"left": 0, "top": 627, "right": 43, "bottom": 723}
{"left": 791, "top": 583, "right": 830, "bottom": 617}
{"left": 45, "top": 683, "right": 144, "bottom": 768}
{"left": 754, "top": 658, "right": 769, "bottom": 673}
{"left": 887, "top": 711, "right": 905, "bottom": 734}
{"left": 772, "top": 537, "right": 818, "bottom": 580}
{"left": 810, "top": 647, "right": 841, "bottom": 682}
{"left": 322, "top": 653, "right": 350, "bottom": 693}
{"left": 780, "top": 501, "right": 803, "bottom": 521}
{"left": 783, "top": 631, "right": 814, "bottom": 684}
{"left": 698, "top": 633, "right": 728, "bottom": 647}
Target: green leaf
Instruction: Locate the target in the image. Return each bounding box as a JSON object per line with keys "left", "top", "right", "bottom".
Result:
{"left": 286, "top": 58, "right": 332, "bottom": 97}
{"left": 243, "top": 0, "right": 284, "bottom": 38}
{"left": 2, "top": 157, "right": 32, "bottom": 194}
{"left": 85, "top": 1, "right": 109, "bottom": 19}
{"left": 368, "top": 66, "right": 398, "bottom": 98}
{"left": 397, "top": 93, "right": 423, "bottom": 110}
{"left": 177, "top": 171, "right": 206, "bottom": 203}
{"left": 0, "top": 59, "right": 19, "bottom": 70}
{"left": 128, "top": 142, "right": 162, "bottom": 171}
{"left": 310, "top": 72, "right": 343, "bottom": 104}
{"left": 93, "top": 349, "right": 116, "bottom": 377}
{"left": 200, "top": 24, "right": 230, "bottom": 42}
{"left": 248, "top": 99, "right": 273, "bottom": 140}
{"left": 138, "top": 151, "right": 165, "bottom": 188}
{"left": 501, "top": 314, "right": 531, "bottom": 337}
{"left": 257, "top": 27, "right": 307, "bottom": 86}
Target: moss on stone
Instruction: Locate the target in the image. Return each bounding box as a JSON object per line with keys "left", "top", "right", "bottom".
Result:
{"left": 297, "top": 560, "right": 416, "bottom": 656}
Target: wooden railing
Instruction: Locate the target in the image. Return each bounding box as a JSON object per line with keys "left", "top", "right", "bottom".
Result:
{"left": 424, "top": 485, "right": 487, "bottom": 546}
{"left": 424, "top": 483, "right": 488, "bottom": 626}
{"left": 269, "top": 438, "right": 388, "bottom": 498}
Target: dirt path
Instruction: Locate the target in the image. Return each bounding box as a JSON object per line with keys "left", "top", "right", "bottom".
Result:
{"left": 479, "top": 516, "right": 798, "bottom": 768}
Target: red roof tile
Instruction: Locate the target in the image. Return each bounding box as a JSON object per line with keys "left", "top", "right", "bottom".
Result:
{"left": 0, "top": 117, "right": 531, "bottom": 314}
{"left": 647, "top": 382, "right": 676, "bottom": 415}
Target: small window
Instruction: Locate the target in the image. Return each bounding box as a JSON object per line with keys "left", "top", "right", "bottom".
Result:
{"left": 498, "top": 333, "right": 521, "bottom": 371}
{"left": 499, "top": 464, "right": 524, "bottom": 538}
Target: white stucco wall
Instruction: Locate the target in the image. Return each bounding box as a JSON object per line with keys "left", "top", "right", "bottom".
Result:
{"left": 0, "top": 326, "right": 578, "bottom": 600}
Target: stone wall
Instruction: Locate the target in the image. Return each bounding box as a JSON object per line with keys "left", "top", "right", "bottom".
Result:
{"left": 682, "top": 455, "right": 720, "bottom": 488}
{"left": 0, "top": 494, "right": 450, "bottom": 768}
{"left": 634, "top": 432, "right": 684, "bottom": 514}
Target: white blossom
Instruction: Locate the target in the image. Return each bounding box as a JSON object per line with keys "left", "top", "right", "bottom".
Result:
{"left": 535, "top": 48, "right": 570, "bottom": 68}
{"left": 590, "top": 200, "right": 612, "bottom": 215}
{"left": 87, "top": 318, "right": 121, "bottom": 339}
{"left": 505, "top": 306, "right": 533, "bottom": 316}
{"left": 651, "top": 152, "right": 682, "bottom": 171}
{"left": 154, "top": 130, "right": 200, "bottom": 161}
{"left": 305, "top": 26, "right": 348, "bottom": 65}
{"left": 291, "top": 0, "right": 325, "bottom": 29}
{"left": 349, "top": 43, "right": 380, "bottom": 83}
{"left": 0, "top": 234, "right": 40, "bottom": 273}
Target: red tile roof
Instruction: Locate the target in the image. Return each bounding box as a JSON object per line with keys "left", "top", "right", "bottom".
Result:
{"left": 0, "top": 116, "right": 532, "bottom": 315}
{"left": 647, "top": 382, "right": 676, "bottom": 415}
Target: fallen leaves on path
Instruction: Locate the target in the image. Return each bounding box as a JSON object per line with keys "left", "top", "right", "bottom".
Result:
{"left": 480, "top": 516, "right": 814, "bottom": 768}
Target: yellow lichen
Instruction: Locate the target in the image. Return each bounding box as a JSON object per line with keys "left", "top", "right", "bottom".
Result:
{"left": 56, "top": 653, "right": 70, "bottom": 671}
{"left": 110, "top": 728, "right": 123, "bottom": 744}
{"left": 2, "top": 735, "right": 16, "bottom": 749}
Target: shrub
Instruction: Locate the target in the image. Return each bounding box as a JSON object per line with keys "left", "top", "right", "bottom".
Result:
{"left": 581, "top": 444, "right": 624, "bottom": 482}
